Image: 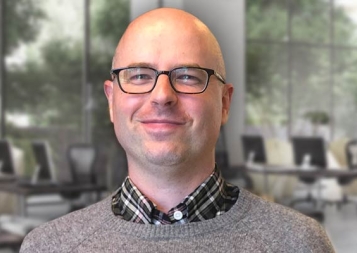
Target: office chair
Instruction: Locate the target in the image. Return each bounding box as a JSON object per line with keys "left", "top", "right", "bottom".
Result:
{"left": 241, "top": 135, "right": 267, "bottom": 165}
{"left": 14, "top": 140, "right": 57, "bottom": 188}
{"left": 61, "top": 143, "right": 98, "bottom": 212}
{"left": 31, "top": 141, "right": 57, "bottom": 184}
{"left": 0, "top": 140, "right": 16, "bottom": 179}
{"left": 240, "top": 135, "right": 268, "bottom": 193}
{"left": 0, "top": 140, "right": 18, "bottom": 216}
{"left": 289, "top": 137, "right": 327, "bottom": 208}
{"left": 336, "top": 139, "right": 357, "bottom": 209}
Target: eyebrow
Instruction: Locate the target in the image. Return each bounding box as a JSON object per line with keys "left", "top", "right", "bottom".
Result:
{"left": 127, "top": 62, "right": 154, "bottom": 68}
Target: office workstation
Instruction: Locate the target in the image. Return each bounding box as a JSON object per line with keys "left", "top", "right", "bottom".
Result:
{"left": 0, "top": 139, "right": 108, "bottom": 213}
{"left": 240, "top": 135, "right": 357, "bottom": 212}
{"left": 0, "top": 139, "right": 108, "bottom": 250}
{"left": 0, "top": 181, "right": 106, "bottom": 217}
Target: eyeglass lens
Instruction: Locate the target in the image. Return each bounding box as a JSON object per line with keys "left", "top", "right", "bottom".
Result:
{"left": 118, "top": 67, "right": 208, "bottom": 93}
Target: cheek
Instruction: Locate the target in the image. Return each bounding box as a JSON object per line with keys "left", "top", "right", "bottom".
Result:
{"left": 191, "top": 103, "right": 222, "bottom": 152}
{"left": 111, "top": 97, "right": 141, "bottom": 150}
{"left": 205, "top": 91, "right": 223, "bottom": 121}
{"left": 204, "top": 95, "right": 224, "bottom": 136}
{"left": 111, "top": 95, "right": 143, "bottom": 144}
{"left": 191, "top": 96, "right": 223, "bottom": 132}
{"left": 112, "top": 94, "right": 141, "bottom": 121}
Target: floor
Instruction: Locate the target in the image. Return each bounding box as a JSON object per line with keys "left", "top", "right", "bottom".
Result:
{"left": 1, "top": 197, "right": 357, "bottom": 253}
{"left": 323, "top": 203, "right": 357, "bottom": 253}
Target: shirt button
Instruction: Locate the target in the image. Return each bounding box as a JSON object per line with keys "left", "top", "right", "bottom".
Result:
{"left": 173, "top": 211, "right": 183, "bottom": 220}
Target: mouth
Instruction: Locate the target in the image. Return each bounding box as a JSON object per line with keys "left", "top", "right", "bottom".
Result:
{"left": 139, "top": 119, "right": 186, "bottom": 133}
{"left": 140, "top": 119, "right": 185, "bottom": 125}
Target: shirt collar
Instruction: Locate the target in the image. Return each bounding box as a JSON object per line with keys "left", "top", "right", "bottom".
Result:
{"left": 111, "top": 165, "right": 239, "bottom": 225}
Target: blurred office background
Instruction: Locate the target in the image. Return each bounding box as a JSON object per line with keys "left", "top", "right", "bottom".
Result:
{"left": 0, "top": 0, "right": 357, "bottom": 252}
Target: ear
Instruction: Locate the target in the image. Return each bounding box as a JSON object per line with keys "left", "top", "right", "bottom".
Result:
{"left": 104, "top": 80, "right": 114, "bottom": 122}
{"left": 221, "top": 83, "right": 233, "bottom": 126}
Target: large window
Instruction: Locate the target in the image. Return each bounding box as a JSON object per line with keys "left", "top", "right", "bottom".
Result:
{"left": 3, "top": 0, "right": 129, "bottom": 178}
{"left": 246, "top": 0, "right": 357, "bottom": 140}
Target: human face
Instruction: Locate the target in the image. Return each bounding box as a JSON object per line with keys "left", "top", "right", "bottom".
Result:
{"left": 104, "top": 17, "right": 233, "bottom": 169}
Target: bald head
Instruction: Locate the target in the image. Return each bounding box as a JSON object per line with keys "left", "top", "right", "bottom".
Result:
{"left": 104, "top": 7, "right": 234, "bottom": 185}
{"left": 112, "top": 8, "right": 226, "bottom": 77}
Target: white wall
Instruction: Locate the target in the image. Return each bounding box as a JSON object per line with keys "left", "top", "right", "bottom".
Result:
{"left": 130, "top": 0, "right": 245, "bottom": 165}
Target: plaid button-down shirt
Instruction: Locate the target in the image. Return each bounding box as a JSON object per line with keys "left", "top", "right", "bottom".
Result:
{"left": 111, "top": 166, "right": 239, "bottom": 225}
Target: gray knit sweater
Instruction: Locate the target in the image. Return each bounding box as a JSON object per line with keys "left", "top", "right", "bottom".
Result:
{"left": 20, "top": 189, "right": 335, "bottom": 253}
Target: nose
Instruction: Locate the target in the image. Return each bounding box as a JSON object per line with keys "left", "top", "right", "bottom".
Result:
{"left": 149, "top": 73, "right": 178, "bottom": 107}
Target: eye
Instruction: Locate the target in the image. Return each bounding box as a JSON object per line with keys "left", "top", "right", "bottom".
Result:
{"left": 123, "top": 68, "right": 155, "bottom": 85}
{"left": 129, "top": 74, "right": 152, "bottom": 81}
{"left": 173, "top": 68, "right": 206, "bottom": 86}
{"left": 176, "top": 74, "right": 200, "bottom": 84}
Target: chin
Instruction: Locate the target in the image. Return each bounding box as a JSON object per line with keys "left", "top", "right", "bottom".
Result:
{"left": 144, "top": 150, "right": 187, "bottom": 166}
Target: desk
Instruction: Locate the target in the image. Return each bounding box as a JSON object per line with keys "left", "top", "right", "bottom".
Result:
{"left": 243, "top": 165, "right": 357, "bottom": 187}
{"left": 239, "top": 164, "right": 357, "bottom": 221}
{"left": 0, "top": 182, "right": 107, "bottom": 216}
{"left": 241, "top": 164, "right": 357, "bottom": 196}
{"left": 0, "top": 230, "right": 23, "bottom": 250}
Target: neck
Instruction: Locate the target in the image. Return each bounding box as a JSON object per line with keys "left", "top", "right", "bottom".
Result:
{"left": 127, "top": 161, "right": 215, "bottom": 213}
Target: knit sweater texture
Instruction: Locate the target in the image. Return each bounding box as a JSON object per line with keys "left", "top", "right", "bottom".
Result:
{"left": 20, "top": 189, "right": 335, "bottom": 253}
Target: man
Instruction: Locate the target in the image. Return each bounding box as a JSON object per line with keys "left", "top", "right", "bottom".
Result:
{"left": 20, "top": 8, "right": 335, "bottom": 252}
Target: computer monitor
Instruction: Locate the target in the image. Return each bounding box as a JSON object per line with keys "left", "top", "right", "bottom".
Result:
{"left": 291, "top": 136, "right": 327, "bottom": 168}
{"left": 0, "top": 140, "right": 15, "bottom": 175}
{"left": 31, "top": 141, "right": 57, "bottom": 183}
{"left": 241, "top": 135, "right": 267, "bottom": 164}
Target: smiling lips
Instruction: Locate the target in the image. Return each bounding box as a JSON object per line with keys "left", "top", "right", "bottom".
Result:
{"left": 141, "top": 119, "right": 185, "bottom": 125}
{"left": 139, "top": 119, "right": 186, "bottom": 132}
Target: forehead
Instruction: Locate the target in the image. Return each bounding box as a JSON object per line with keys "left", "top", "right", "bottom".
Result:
{"left": 114, "top": 19, "right": 216, "bottom": 69}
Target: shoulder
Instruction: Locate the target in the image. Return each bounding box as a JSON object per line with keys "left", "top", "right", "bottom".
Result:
{"left": 20, "top": 197, "right": 113, "bottom": 253}
{"left": 232, "top": 189, "right": 335, "bottom": 252}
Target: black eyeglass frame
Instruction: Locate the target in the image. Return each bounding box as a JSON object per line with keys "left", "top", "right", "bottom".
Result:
{"left": 110, "top": 66, "right": 226, "bottom": 94}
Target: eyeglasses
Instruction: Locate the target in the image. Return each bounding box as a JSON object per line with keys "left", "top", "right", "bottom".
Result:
{"left": 110, "top": 66, "right": 226, "bottom": 94}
